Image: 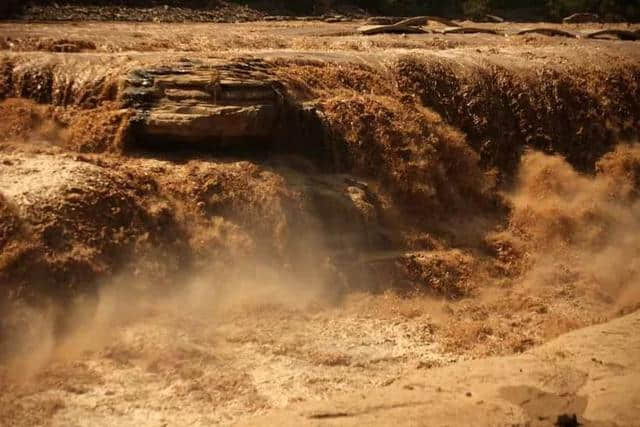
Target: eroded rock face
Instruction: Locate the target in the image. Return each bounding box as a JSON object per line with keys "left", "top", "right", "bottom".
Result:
{"left": 123, "top": 59, "right": 283, "bottom": 146}
{"left": 122, "top": 58, "right": 329, "bottom": 160}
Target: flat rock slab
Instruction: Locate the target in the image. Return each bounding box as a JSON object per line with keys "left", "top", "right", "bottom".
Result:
{"left": 516, "top": 28, "right": 578, "bottom": 38}
{"left": 586, "top": 29, "right": 640, "bottom": 41}
{"left": 358, "top": 16, "right": 460, "bottom": 35}
{"left": 442, "top": 26, "right": 504, "bottom": 35}
{"left": 357, "top": 24, "right": 426, "bottom": 35}
{"left": 237, "top": 311, "right": 640, "bottom": 426}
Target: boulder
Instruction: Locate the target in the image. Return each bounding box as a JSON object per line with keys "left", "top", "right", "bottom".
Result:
{"left": 357, "top": 24, "right": 426, "bottom": 35}
{"left": 442, "top": 26, "right": 503, "bottom": 35}
{"left": 586, "top": 29, "right": 640, "bottom": 41}
{"left": 516, "top": 28, "right": 577, "bottom": 38}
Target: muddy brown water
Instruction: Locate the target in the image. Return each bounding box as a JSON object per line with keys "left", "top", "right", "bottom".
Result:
{"left": 1, "top": 20, "right": 640, "bottom": 426}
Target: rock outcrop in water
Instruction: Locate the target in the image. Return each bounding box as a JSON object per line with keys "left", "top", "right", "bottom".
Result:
{"left": 123, "top": 60, "right": 283, "bottom": 145}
